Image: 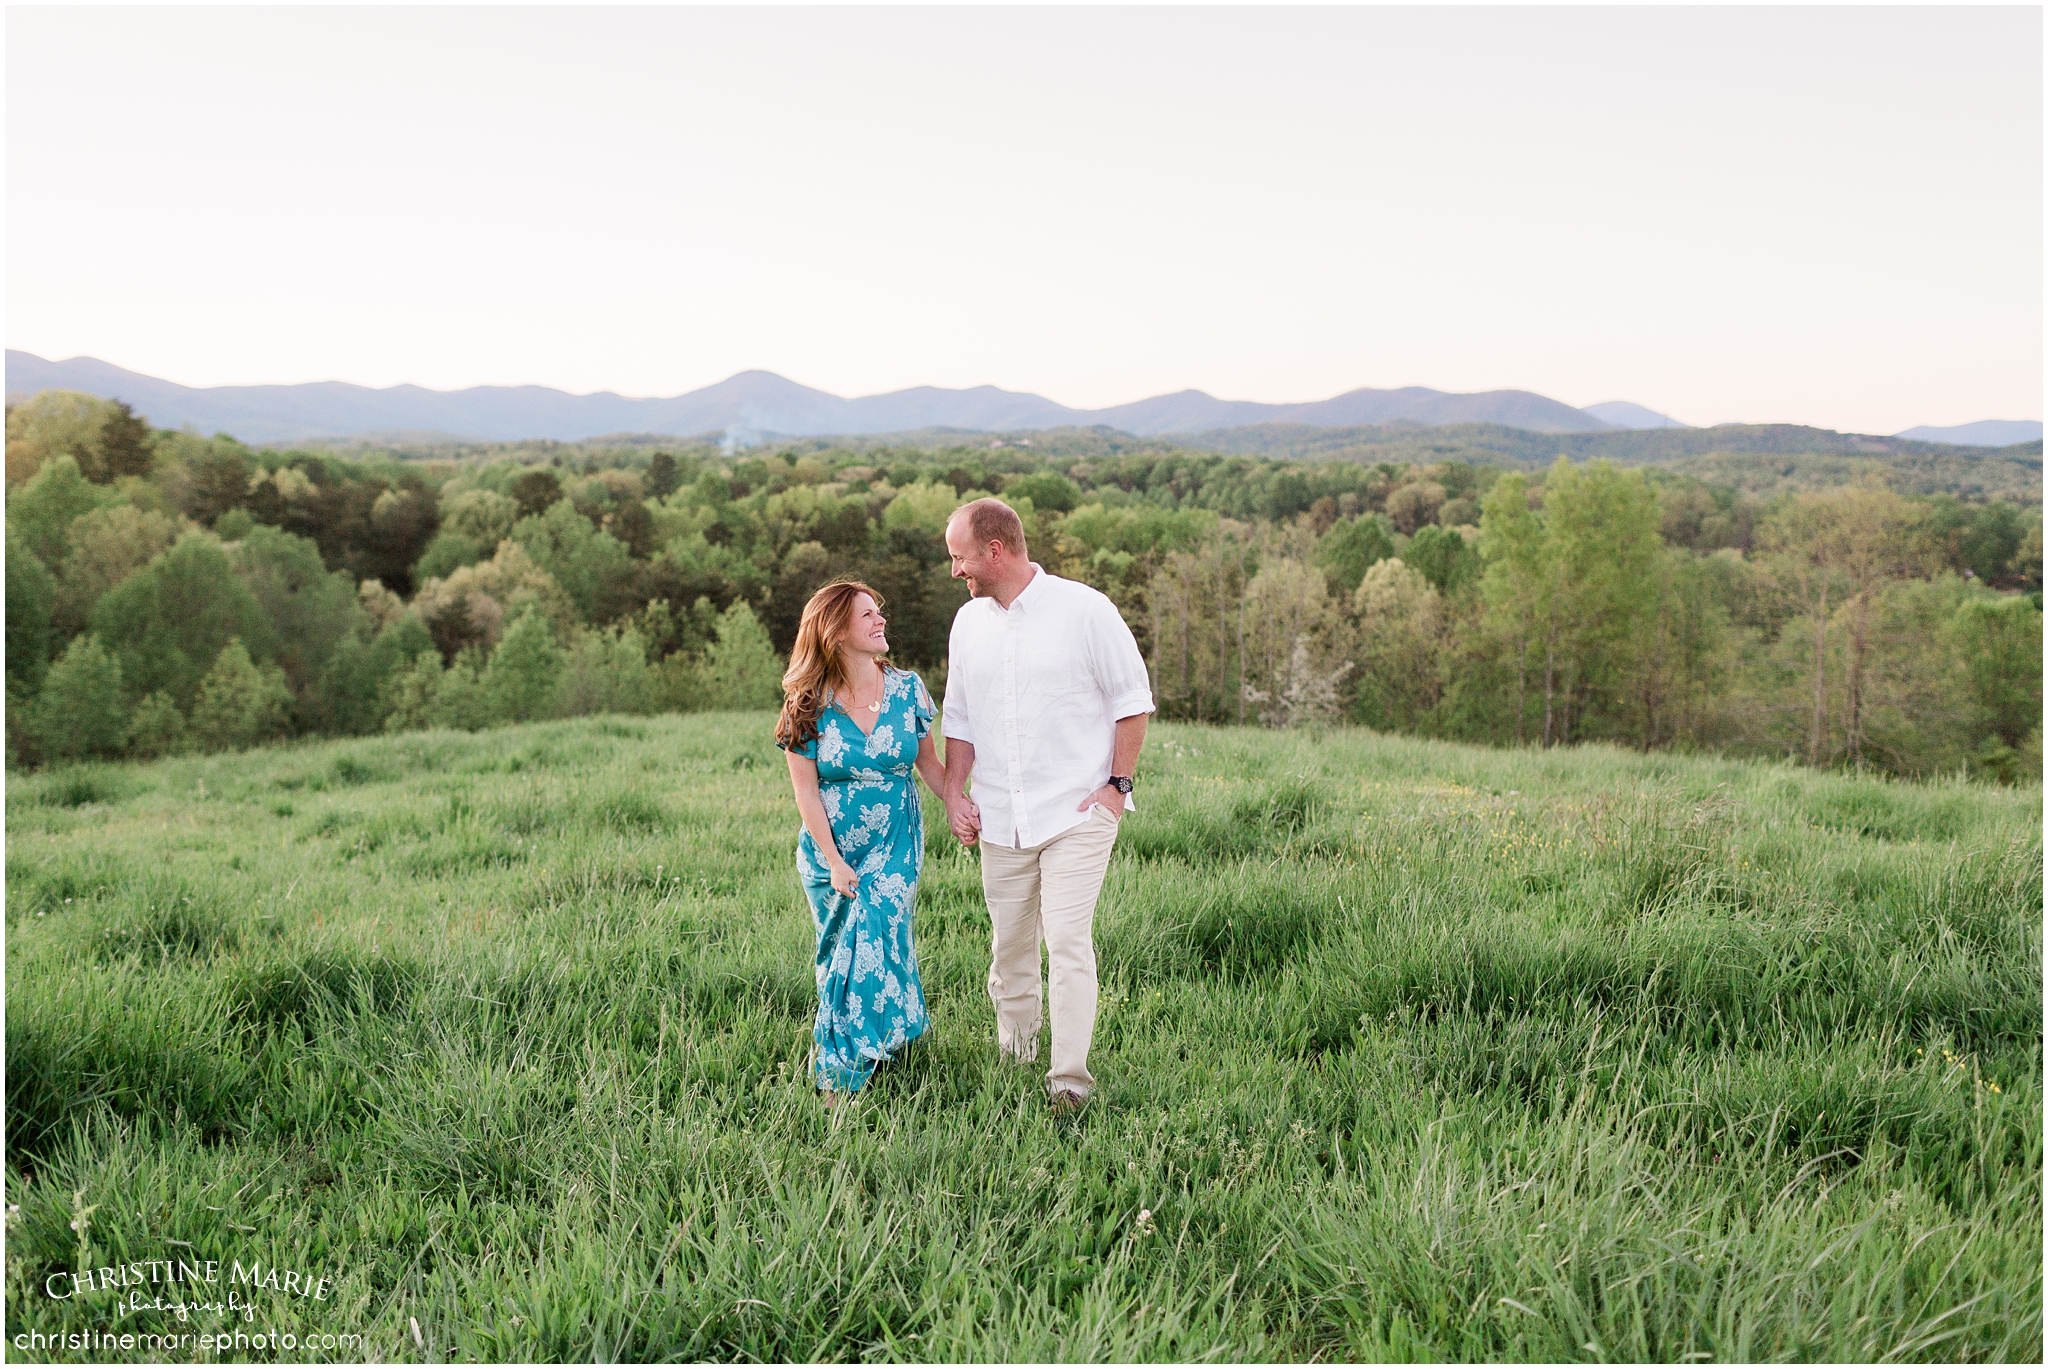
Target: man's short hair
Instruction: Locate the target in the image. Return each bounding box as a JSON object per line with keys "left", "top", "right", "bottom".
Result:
{"left": 953, "top": 497, "right": 1027, "bottom": 557}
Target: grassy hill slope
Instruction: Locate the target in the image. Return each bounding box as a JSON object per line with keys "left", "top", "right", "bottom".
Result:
{"left": 5, "top": 717, "right": 2039, "bottom": 1360}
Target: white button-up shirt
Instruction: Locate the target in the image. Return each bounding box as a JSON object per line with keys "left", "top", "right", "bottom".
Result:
{"left": 942, "top": 565, "right": 1156, "bottom": 849}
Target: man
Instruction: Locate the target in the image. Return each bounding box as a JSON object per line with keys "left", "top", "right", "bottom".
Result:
{"left": 939, "top": 497, "right": 1153, "bottom": 1113}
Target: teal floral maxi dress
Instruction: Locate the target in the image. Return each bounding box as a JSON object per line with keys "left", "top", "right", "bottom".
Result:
{"left": 779, "top": 666, "right": 935, "bottom": 1092}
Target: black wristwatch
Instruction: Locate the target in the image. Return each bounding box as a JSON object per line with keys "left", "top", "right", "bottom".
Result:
{"left": 1109, "top": 775, "right": 1134, "bottom": 794}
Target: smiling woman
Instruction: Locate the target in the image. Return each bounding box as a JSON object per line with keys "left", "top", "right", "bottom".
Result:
{"left": 774, "top": 581, "right": 949, "bottom": 1099}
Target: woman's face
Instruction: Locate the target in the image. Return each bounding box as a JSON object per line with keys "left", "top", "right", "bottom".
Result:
{"left": 840, "top": 592, "right": 889, "bottom": 657}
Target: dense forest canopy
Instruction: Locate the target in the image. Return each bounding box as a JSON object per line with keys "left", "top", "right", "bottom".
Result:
{"left": 6, "top": 387, "right": 2041, "bottom": 782}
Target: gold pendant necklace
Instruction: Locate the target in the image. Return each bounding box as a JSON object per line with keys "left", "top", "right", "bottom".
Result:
{"left": 845, "top": 671, "right": 883, "bottom": 713}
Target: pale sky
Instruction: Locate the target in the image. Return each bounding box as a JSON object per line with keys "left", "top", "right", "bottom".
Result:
{"left": 7, "top": 4, "right": 2042, "bottom": 432}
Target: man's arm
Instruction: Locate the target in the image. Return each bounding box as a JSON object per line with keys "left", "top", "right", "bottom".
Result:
{"left": 942, "top": 737, "right": 980, "bottom": 845}
{"left": 1077, "top": 593, "right": 1156, "bottom": 816}
{"left": 1078, "top": 713, "right": 1148, "bottom": 816}
{"left": 937, "top": 737, "right": 978, "bottom": 844}
{"left": 939, "top": 615, "right": 981, "bottom": 845}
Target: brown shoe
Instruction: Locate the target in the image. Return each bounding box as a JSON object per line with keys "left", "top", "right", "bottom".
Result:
{"left": 1048, "top": 1087, "right": 1089, "bottom": 1116}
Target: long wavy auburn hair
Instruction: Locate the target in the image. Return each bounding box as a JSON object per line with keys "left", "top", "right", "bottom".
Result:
{"left": 776, "top": 580, "right": 888, "bottom": 751}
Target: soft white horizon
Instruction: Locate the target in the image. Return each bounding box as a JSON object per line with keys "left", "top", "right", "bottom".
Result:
{"left": 7, "top": 5, "right": 2042, "bottom": 433}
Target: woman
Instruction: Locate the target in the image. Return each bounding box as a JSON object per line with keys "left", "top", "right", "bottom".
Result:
{"left": 776, "top": 580, "right": 944, "bottom": 1101}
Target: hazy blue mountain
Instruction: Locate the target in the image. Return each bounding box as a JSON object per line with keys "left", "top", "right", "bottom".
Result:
{"left": 1893, "top": 419, "right": 2042, "bottom": 448}
{"left": 1095, "top": 386, "right": 1610, "bottom": 435}
{"left": 6, "top": 350, "right": 1611, "bottom": 443}
{"left": 1582, "top": 400, "right": 1689, "bottom": 430}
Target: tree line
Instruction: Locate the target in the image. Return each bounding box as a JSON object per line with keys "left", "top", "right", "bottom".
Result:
{"left": 6, "top": 387, "right": 2040, "bottom": 782}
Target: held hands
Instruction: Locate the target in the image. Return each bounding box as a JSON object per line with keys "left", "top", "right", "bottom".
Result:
{"left": 946, "top": 795, "right": 982, "bottom": 847}
{"left": 827, "top": 857, "right": 859, "bottom": 898}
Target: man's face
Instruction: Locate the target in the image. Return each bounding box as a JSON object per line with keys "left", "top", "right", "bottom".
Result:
{"left": 944, "top": 516, "right": 1001, "bottom": 597}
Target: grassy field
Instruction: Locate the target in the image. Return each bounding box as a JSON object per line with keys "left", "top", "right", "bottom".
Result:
{"left": 3, "top": 715, "right": 2040, "bottom": 1362}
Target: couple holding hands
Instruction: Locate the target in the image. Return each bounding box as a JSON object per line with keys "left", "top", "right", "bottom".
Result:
{"left": 775, "top": 498, "right": 1153, "bottom": 1111}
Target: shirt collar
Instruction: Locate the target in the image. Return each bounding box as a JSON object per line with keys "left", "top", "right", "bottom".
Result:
{"left": 997, "top": 564, "right": 1048, "bottom": 615}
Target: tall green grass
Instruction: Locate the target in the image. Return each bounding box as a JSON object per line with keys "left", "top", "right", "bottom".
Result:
{"left": 5, "top": 717, "right": 2040, "bottom": 1361}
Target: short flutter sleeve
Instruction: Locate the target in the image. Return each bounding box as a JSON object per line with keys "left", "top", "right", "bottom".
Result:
{"left": 909, "top": 672, "right": 936, "bottom": 741}
{"left": 777, "top": 716, "right": 819, "bottom": 759}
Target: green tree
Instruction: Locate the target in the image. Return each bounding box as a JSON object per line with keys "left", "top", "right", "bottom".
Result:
{"left": 383, "top": 651, "right": 446, "bottom": 733}
{"left": 555, "top": 624, "right": 656, "bottom": 717}
{"left": 30, "top": 634, "right": 128, "bottom": 762}
{"left": 95, "top": 400, "right": 155, "bottom": 483}
{"left": 1477, "top": 473, "right": 1545, "bottom": 744}
{"left": 604, "top": 500, "right": 658, "bottom": 559}
{"left": 412, "top": 540, "right": 578, "bottom": 660}
{"left": 309, "top": 610, "right": 438, "bottom": 736}
{"left": 1147, "top": 530, "right": 1254, "bottom": 722}
{"left": 1953, "top": 595, "right": 2043, "bottom": 753}
{"left": 189, "top": 638, "right": 294, "bottom": 752}
{"left": 1238, "top": 558, "right": 1351, "bottom": 725}
{"left": 1003, "top": 471, "right": 1081, "bottom": 513}
{"left": 7, "top": 454, "right": 109, "bottom": 568}
{"left": 1478, "top": 461, "right": 1661, "bottom": 747}
{"left": 1757, "top": 485, "right": 1934, "bottom": 766}
{"left": 482, "top": 605, "right": 563, "bottom": 723}
{"left": 53, "top": 505, "right": 183, "bottom": 639}
{"left": 1840, "top": 575, "right": 1981, "bottom": 778}
{"left": 644, "top": 452, "right": 682, "bottom": 501}
{"left": 1542, "top": 460, "right": 1661, "bottom": 744}
{"left": 1404, "top": 524, "right": 1481, "bottom": 595}
{"left": 309, "top": 636, "right": 380, "bottom": 737}
{"left": 90, "top": 531, "right": 274, "bottom": 711}
{"left": 1314, "top": 514, "right": 1394, "bottom": 595}
{"left": 5, "top": 390, "right": 153, "bottom": 485}
{"left": 1351, "top": 558, "right": 1446, "bottom": 731}
{"left": 126, "top": 691, "right": 189, "bottom": 759}
{"left": 1626, "top": 549, "right": 1728, "bottom": 750}
{"left": 439, "top": 487, "right": 522, "bottom": 547}
{"left": 884, "top": 481, "right": 983, "bottom": 538}
{"left": 369, "top": 611, "right": 438, "bottom": 679}
{"left": 509, "top": 499, "right": 636, "bottom": 623}
{"left": 6, "top": 529, "right": 56, "bottom": 700}
{"left": 414, "top": 530, "right": 486, "bottom": 581}
{"left": 510, "top": 468, "right": 564, "bottom": 520}
{"left": 1383, "top": 480, "right": 1447, "bottom": 534}
{"left": 432, "top": 650, "right": 494, "bottom": 730}
{"left": 697, "top": 600, "right": 783, "bottom": 710}
{"left": 231, "top": 525, "right": 365, "bottom": 705}
{"left": 155, "top": 432, "right": 255, "bottom": 527}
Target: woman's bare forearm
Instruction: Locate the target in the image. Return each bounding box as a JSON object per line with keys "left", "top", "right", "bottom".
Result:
{"left": 914, "top": 735, "right": 946, "bottom": 797}
{"left": 785, "top": 752, "right": 848, "bottom": 867}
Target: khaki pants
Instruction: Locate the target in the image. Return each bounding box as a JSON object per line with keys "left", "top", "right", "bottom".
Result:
{"left": 979, "top": 803, "right": 1121, "bottom": 1098}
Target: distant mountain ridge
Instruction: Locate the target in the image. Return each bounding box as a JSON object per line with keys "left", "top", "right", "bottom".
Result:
{"left": 1582, "top": 400, "right": 1689, "bottom": 430}
{"left": 10, "top": 351, "right": 2030, "bottom": 454}
{"left": 1893, "top": 420, "right": 2043, "bottom": 448}
{"left": 6, "top": 350, "right": 1613, "bottom": 444}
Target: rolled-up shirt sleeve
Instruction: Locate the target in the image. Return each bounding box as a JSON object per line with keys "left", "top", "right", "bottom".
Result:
{"left": 1089, "top": 597, "right": 1156, "bottom": 720}
{"left": 941, "top": 618, "right": 975, "bottom": 744}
